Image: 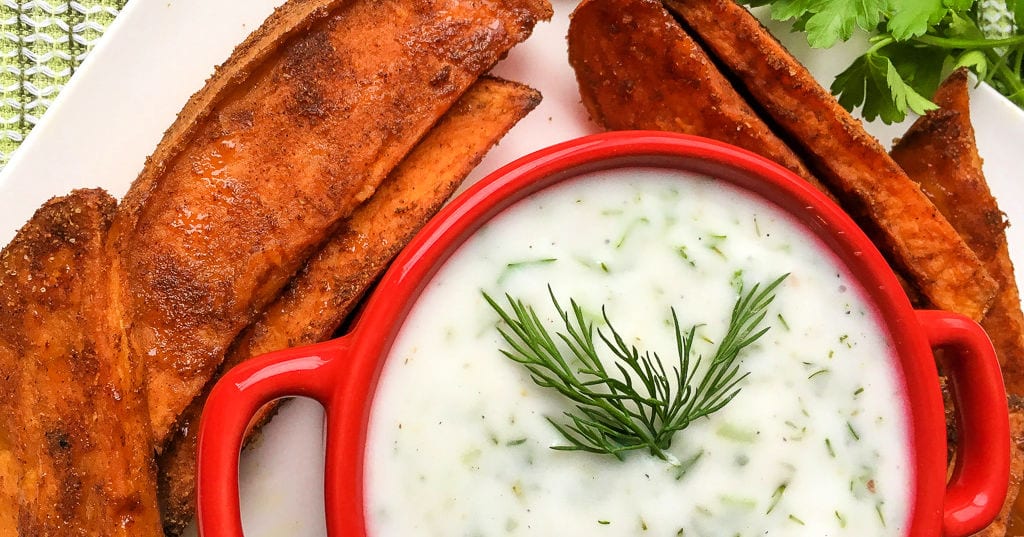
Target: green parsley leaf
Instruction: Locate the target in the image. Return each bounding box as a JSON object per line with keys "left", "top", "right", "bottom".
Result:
{"left": 945, "top": 0, "right": 974, "bottom": 12}
{"left": 884, "top": 40, "right": 949, "bottom": 98}
{"left": 945, "top": 11, "right": 986, "bottom": 39}
{"left": 803, "top": 0, "right": 888, "bottom": 48}
{"left": 765, "top": 0, "right": 813, "bottom": 23}
{"left": 1014, "top": 0, "right": 1024, "bottom": 28}
{"left": 831, "top": 50, "right": 939, "bottom": 123}
{"left": 954, "top": 49, "right": 990, "bottom": 80}
{"left": 754, "top": 0, "right": 1024, "bottom": 122}
{"left": 886, "top": 0, "right": 947, "bottom": 40}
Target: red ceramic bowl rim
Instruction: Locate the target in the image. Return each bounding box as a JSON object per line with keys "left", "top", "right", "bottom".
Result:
{"left": 323, "top": 130, "right": 947, "bottom": 536}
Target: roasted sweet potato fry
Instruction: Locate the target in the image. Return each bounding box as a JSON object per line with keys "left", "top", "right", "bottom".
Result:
{"left": 0, "top": 190, "right": 161, "bottom": 535}
{"left": 664, "top": 0, "right": 997, "bottom": 321}
{"left": 973, "top": 408, "right": 1024, "bottom": 536}
{"left": 1009, "top": 398, "right": 1024, "bottom": 536}
{"left": 890, "top": 69, "right": 1024, "bottom": 537}
{"left": 155, "top": 76, "right": 542, "bottom": 534}
{"left": 107, "top": 0, "right": 553, "bottom": 443}
{"left": 567, "top": 0, "right": 829, "bottom": 194}
{"left": 891, "top": 68, "right": 1024, "bottom": 394}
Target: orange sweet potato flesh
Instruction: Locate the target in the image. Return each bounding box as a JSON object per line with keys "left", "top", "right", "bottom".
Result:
{"left": 0, "top": 190, "right": 161, "bottom": 535}
{"left": 154, "top": 76, "right": 542, "bottom": 534}
{"left": 974, "top": 407, "right": 1024, "bottom": 537}
{"left": 107, "top": 0, "right": 553, "bottom": 444}
{"left": 892, "top": 69, "right": 1024, "bottom": 394}
{"left": 890, "top": 68, "right": 1024, "bottom": 537}
{"left": 567, "top": 0, "right": 830, "bottom": 195}
{"left": 1010, "top": 399, "right": 1024, "bottom": 537}
{"left": 664, "top": 0, "right": 997, "bottom": 322}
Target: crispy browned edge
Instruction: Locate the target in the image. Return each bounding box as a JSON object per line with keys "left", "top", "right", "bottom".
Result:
{"left": 664, "top": 0, "right": 998, "bottom": 322}
{"left": 114, "top": 0, "right": 553, "bottom": 444}
{"left": 970, "top": 407, "right": 1024, "bottom": 536}
{"left": 155, "top": 76, "right": 542, "bottom": 534}
{"left": 567, "top": 0, "right": 833, "bottom": 196}
{"left": 890, "top": 68, "right": 1024, "bottom": 536}
{"left": 115, "top": 0, "right": 345, "bottom": 221}
{"left": 892, "top": 68, "right": 1024, "bottom": 395}
{"left": 0, "top": 190, "right": 161, "bottom": 535}
{"left": 108, "top": 0, "right": 350, "bottom": 445}
{"left": 1009, "top": 398, "right": 1024, "bottom": 535}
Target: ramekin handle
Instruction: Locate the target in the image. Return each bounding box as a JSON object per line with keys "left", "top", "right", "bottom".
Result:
{"left": 196, "top": 337, "right": 350, "bottom": 537}
{"left": 916, "top": 310, "right": 1009, "bottom": 537}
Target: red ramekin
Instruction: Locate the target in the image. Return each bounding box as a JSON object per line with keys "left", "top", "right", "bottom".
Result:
{"left": 196, "top": 132, "right": 1010, "bottom": 537}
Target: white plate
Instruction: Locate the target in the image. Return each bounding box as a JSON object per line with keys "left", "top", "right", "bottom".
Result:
{"left": 1, "top": 1, "right": 1021, "bottom": 535}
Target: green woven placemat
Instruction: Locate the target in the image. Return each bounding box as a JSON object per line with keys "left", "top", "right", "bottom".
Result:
{"left": 1, "top": 0, "right": 128, "bottom": 167}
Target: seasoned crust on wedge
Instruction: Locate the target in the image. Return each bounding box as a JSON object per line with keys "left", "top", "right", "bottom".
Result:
{"left": 117, "top": 0, "right": 346, "bottom": 221}
{"left": 892, "top": 69, "right": 1024, "bottom": 393}
{"left": 891, "top": 70, "right": 1024, "bottom": 537}
{"left": 567, "top": 0, "right": 830, "bottom": 195}
{"left": 122, "top": 0, "right": 551, "bottom": 213}
{"left": 107, "top": 0, "right": 553, "bottom": 444}
{"left": 664, "top": 0, "right": 997, "bottom": 322}
{"left": 0, "top": 190, "right": 161, "bottom": 535}
{"left": 891, "top": 68, "right": 1024, "bottom": 537}
{"left": 969, "top": 407, "right": 1024, "bottom": 536}
{"left": 155, "top": 76, "right": 542, "bottom": 534}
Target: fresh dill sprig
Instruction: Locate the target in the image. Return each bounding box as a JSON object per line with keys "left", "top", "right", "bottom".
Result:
{"left": 482, "top": 274, "right": 787, "bottom": 463}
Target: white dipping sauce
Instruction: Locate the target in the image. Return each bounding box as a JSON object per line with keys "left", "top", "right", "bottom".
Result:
{"left": 364, "top": 169, "right": 911, "bottom": 536}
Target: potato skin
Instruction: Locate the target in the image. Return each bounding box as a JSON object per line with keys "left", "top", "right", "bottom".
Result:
{"left": 0, "top": 190, "right": 162, "bottom": 536}
{"left": 567, "top": 0, "right": 827, "bottom": 193}
{"left": 155, "top": 76, "right": 541, "bottom": 535}
{"left": 893, "top": 69, "right": 1024, "bottom": 390}
{"left": 666, "top": 0, "right": 997, "bottom": 322}
{"left": 107, "top": 0, "right": 553, "bottom": 444}
{"left": 892, "top": 68, "right": 1024, "bottom": 537}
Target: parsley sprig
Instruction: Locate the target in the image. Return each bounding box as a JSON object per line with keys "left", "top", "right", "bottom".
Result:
{"left": 744, "top": 0, "right": 1024, "bottom": 123}
{"left": 483, "top": 275, "right": 786, "bottom": 463}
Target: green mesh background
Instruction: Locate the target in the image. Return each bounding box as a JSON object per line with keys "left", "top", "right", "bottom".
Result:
{"left": 0, "top": 1, "right": 128, "bottom": 167}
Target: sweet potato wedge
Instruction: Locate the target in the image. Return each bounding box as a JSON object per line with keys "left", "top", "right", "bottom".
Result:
{"left": 973, "top": 407, "right": 1024, "bottom": 536}
{"left": 890, "top": 69, "right": 1024, "bottom": 537}
{"left": 891, "top": 68, "right": 1024, "bottom": 395}
{"left": 155, "top": 76, "right": 542, "bottom": 534}
{"left": 107, "top": 0, "right": 553, "bottom": 443}
{"left": 567, "top": 0, "right": 829, "bottom": 194}
{"left": 664, "top": 0, "right": 997, "bottom": 322}
{"left": 0, "top": 190, "right": 161, "bottom": 535}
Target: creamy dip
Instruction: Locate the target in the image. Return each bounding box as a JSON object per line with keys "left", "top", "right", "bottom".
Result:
{"left": 364, "top": 168, "right": 911, "bottom": 536}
